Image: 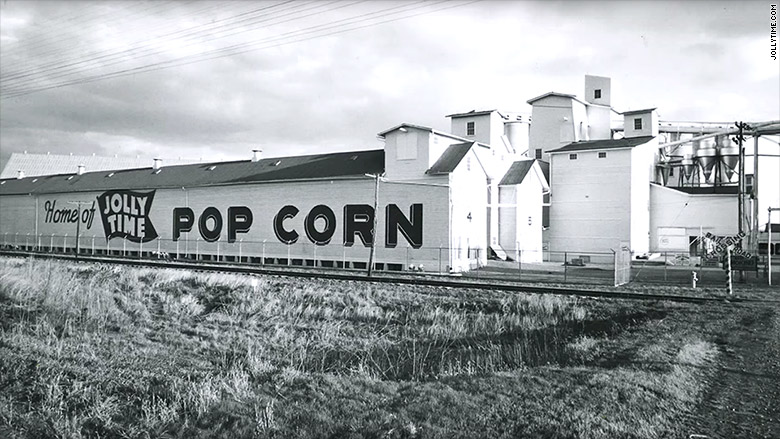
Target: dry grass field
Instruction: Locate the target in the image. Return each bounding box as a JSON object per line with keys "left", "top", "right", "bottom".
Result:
{"left": 0, "top": 257, "right": 777, "bottom": 438}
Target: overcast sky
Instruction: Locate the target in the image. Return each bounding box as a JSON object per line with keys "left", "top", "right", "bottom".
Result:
{"left": 1, "top": 0, "right": 778, "bottom": 173}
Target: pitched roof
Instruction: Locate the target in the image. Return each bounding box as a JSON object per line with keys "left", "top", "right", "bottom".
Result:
{"left": 526, "top": 92, "right": 587, "bottom": 106}
{"left": 0, "top": 153, "right": 200, "bottom": 179}
{"left": 622, "top": 107, "right": 657, "bottom": 115}
{"left": 536, "top": 159, "right": 550, "bottom": 182}
{"left": 0, "top": 149, "right": 384, "bottom": 195}
{"left": 499, "top": 160, "right": 534, "bottom": 185}
{"left": 548, "top": 136, "right": 655, "bottom": 154}
{"left": 426, "top": 142, "right": 473, "bottom": 174}
{"left": 376, "top": 123, "right": 472, "bottom": 143}
{"left": 445, "top": 109, "right": 503, "bottom": 118}
{"left": 499, "top": 159, "right": 550, "bottom": 189}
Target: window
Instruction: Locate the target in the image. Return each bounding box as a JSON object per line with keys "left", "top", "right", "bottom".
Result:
{"left": 569, "top": 153, "right": 578, "bottom": 160}
{"left": 594, "top": 89, "right": 601, "bottom": 99}
{"left": 535, "top": 148, "right": 542, "bottom": 159}
{"left": 466, "top": 156, "right": 471, "bottom": 171}
{"left": 669, "top": 167, "right": 674, "bottom": 176}
{"left": 466, "top": 121, "right": 475, "bottom": 136}
{"left": 634, "top": 118, "right": 642, "bottom": 130}
{"left": 396, "top": 131, "right": 418, "bottom": 160}
{"left": 598, "top": 152, "right": 607, "bottom": 158}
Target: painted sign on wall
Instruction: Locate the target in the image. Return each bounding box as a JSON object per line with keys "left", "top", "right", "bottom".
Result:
{"left": 96, "top": 190, "right": 159, "bottom": 243}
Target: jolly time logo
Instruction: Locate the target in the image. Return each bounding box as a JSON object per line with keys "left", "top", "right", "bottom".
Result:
{"left": 96, "top": 190, "right": 159, "bottom": 243}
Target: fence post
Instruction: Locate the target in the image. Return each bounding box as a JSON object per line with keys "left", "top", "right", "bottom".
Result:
{"left": 518, "top": 247, "right": 522, "bottom": 281}
{"left": 263, "top": 241, "right": 266, "bottom": 266}
{"left": 564, "top": 251, "right": 568, "bottom": 283}
{"left": 217, "top": 241, "right": 220, "bottom": 262}
{"left": 26, "top": 233, "right": 29, "bottom": 250}
{"left": 107, "top": 238, "right": 111, "bottom": 255}
{"left": 157, "top": 239, "right": 161, "bottom": 255}
{"left": 239, "top": 239, "right": 243, "bottom": 263}
{"left": 123, "top": 239, "right": 126, "bottom": 257}
{"left": 726, "top": 247, "right": 733, "bottom": 295}
{"left": 64, "top": 234, "right": 68, "bottom": 253}
{"left": 196, "top": 237, "right": 200, "bottom": 261}
{"left": 287, "top": 244, "right": 291, "bottom": 266}
{"left": 439, "top": 246, "right": 442, "bottom": 274}
{"left": 314, "top": 245, "right": 317, "bottom": 267}
{"left": 15, "top": 233, "right": 18, "bottom": 248}
{"left": 140, "top": 239, "right": 143, "bottom": 259}
{"left": 664, "top": 252, "right": 667, "bottom": 281}
{"left": 342, "top": 245, "right": 345, "bottom": 269}
{"left": 38, "top": 234, "right": 42, "bottom": 251}
{"left": 92, "top": 236, "right": 95, "bottom": 255}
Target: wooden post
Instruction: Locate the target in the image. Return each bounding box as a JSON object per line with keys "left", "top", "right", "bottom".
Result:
{"left": 368, "top": 174, "right": 380, "bottom": 276}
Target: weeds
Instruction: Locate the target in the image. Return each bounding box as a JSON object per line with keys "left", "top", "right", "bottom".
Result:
{"left": 0, "top": 257, "right": 725, "bottom": 438}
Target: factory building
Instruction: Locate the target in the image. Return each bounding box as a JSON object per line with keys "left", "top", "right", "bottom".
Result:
{"left": 0, "top": 117, "right": 548, "bottom": 272}
{"left": 2, "top": 74, "right": 776, "bottom": 270}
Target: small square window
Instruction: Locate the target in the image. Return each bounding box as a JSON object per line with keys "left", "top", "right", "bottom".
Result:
{"left": 598, "top": 152, "right": 607, "bottom": 158}
{"left": 569, "top": 153, "right": 578, "bottom": 160}
{"left": 466, "top": 121, "right": 475, "bottom": 136}
{"left": 634, "top": 118, "right": 642, "bottom": 130}
{"left": 594, "top": 89, "right": 601, "bottom": 99}
{"left": 535, "top": 148, "right": 542, "bottom": 160}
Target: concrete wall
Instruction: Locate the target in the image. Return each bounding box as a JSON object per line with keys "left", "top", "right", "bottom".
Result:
{"left": 449, "top": 112, "right": 504, "bottom": 147}
{"left": 548, "top": 148, "right": 632, "bottom": 256}
{"left": 586, "top": 105, "right": 612, "bottom": 140}
{"left": 572, "top": 100, "right": 589, "bottom": 142}
{"left": 649, "top": 184, "right": 738, "bottom": 253}
{"left": 529, "top": 96, "right": 575, "bottom": 159}
{"left": 624, "top": 110, "right": 659, "bottom": 138}
{"left": 0, "top": 179, "right": 450, "bottom": 270}
{"left": 629, "top": 140, "right": 656, "bottom": 255}
{"left": 584, "top": 75, "right": 611, "bottom": 106}
{"left": 449, "top": 149, "right": 489, "bottom": 271}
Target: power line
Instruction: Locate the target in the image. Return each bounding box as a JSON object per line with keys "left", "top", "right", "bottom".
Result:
{"left": 1, "top": 1, "right": 355, "bottom": 94}
{"left": 1, "top": 1, "right": 299, "bottom": 83}
{"left": 3, "top": 0, "right": 476, "bottom": 99}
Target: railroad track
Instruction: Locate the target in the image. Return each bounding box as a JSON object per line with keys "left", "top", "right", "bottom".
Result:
{"left": 0, "top": 250, "right": 773, "bottom": 304}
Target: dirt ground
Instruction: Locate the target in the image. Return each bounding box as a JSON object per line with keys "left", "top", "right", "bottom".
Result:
{"left": 683, "top": 297, "right": 780, "bottom": 439}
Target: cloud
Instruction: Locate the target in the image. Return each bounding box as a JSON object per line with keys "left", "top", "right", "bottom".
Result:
{"left": 0, "top": 0, "right": 777, "bottom": 175}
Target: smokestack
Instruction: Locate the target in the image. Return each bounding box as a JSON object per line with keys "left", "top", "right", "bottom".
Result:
{"left": 252, "top": 149, "right": 263, "bottom": 162}
{"left": 153, "top": 158, "right": 162, "bottom": 170}
{"left": 77, "top": 164, "right": 85, "bottom": 175}
{"left": 16, "top": 170, "right": 25, "bottom": 179}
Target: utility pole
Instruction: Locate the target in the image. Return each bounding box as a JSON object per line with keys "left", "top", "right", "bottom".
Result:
{"left": 366, "top": 173, "right": 382, "bottom": 276}
{"left": 752, "top": 135, "right": 760, "bottom": 255}
{"left": 733, "top": 121, "right": 750, "bottom": 238}
{"left": 67, "top": 201, "right": 91, "bottom": 258}
{"left": 770, "top": 207, "right": 779, "bottom": 286}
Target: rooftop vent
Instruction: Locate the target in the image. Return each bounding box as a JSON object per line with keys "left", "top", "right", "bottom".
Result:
{"left": 207, "top": 165, "right": 217, "bottom": 171}
{"left": 107, "top": 172, "right": 115, "bottom": 178}
{"left": 153, "top": 158, "right": 163, "bottom": 170}
{"left": 77, "top": 164, "right": 85, "bottom": 175}
{"left": 272, "top": 160, "right": 281, "bottom": 167}
{"left": 16, "top": 170, "right": 25, "bottom": 179}
{"left": 252, "top": 149, "right": 263, "bottom": 162}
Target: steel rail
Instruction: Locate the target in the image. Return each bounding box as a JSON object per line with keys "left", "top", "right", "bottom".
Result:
{"left": 0, "top": 250, "right": 773, "bottom": 304}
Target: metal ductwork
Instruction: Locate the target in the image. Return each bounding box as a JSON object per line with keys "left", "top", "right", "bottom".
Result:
{"left": 695, "top": 137, "right": 718, "bottom": 182}
{"left": 681, "top": 154, "right": 696, "bottom": 179}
